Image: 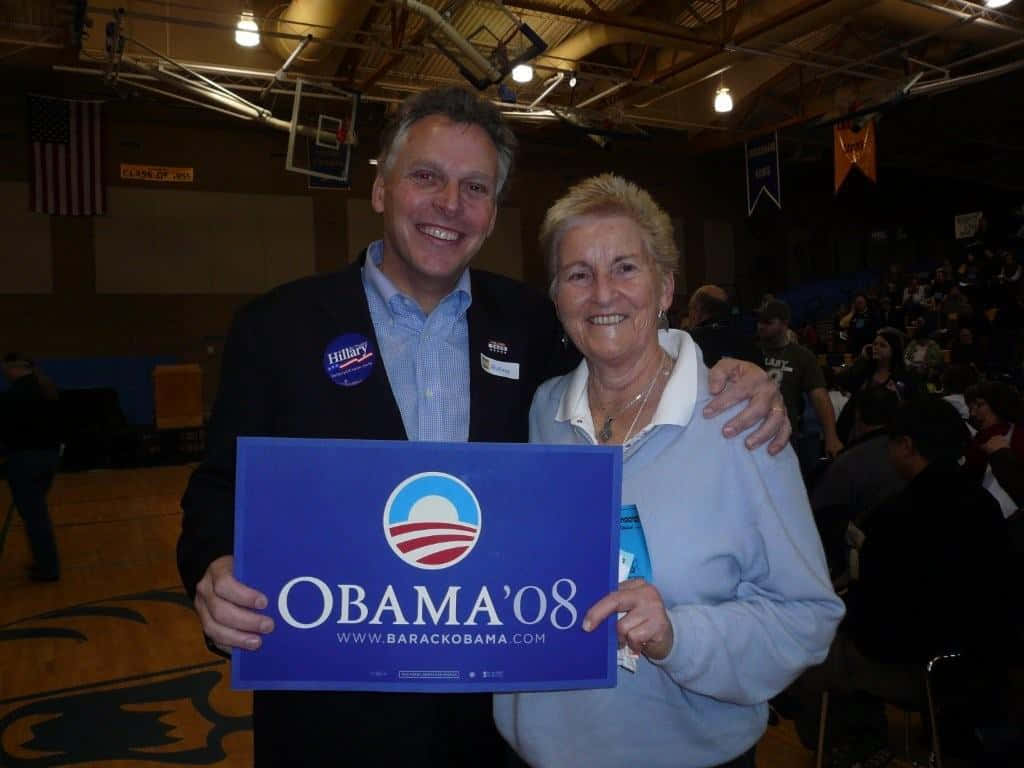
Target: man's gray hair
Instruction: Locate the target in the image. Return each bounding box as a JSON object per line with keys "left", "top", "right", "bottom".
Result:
{"left": 377, "top": 87, "right": 517, "bottom": 198}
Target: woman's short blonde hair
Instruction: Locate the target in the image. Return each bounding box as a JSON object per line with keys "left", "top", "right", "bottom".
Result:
{"left": 540, "top": 173, "right": 679, "bottom": 297}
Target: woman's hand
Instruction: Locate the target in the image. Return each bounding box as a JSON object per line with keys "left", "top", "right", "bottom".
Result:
{"left": 582, "top": 579, "right": 674, "bottom": 661}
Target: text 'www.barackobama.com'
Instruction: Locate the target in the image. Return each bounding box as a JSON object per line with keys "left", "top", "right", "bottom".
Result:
{"left": 336, "top": 632, "right": 547, "bottom": 646}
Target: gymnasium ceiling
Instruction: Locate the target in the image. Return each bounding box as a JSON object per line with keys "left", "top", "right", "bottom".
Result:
{"left": 2, "top": 0, "right": 1023, "bottom": 172}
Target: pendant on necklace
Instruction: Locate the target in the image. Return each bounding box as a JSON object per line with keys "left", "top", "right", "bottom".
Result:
{"left": 598, "top": 417, "right": 614, "bottom": 443}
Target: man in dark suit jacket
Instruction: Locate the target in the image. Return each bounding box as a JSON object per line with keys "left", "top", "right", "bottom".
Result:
{"left": 177, "top": 87, "right": 791, "bottom": 767}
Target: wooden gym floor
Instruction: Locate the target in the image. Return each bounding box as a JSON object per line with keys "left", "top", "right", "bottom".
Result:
{"left": 1, "top": 465, "right": 931, "bottom": 767}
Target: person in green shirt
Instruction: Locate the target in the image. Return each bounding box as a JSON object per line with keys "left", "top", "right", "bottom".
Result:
{"left": 758, "top": 300, "right": 844, "bottom": 459}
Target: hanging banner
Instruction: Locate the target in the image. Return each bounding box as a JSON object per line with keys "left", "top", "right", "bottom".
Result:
{"left": 745, "top": 132, "right": 782, "bottom": 215}
{"left": 834, "top": 119, "right": 877, "bottom": 194}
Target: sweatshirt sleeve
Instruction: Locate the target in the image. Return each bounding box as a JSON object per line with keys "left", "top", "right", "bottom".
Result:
{"left": 652, "top": 443, "right": 845, "bottom": 705}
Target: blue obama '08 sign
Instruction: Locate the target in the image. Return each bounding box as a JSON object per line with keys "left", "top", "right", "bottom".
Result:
{"left": 232, "top": 438, "right": 622, "bottom": 693}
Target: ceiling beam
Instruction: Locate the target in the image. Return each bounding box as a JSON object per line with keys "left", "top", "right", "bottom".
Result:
{"left": 505, "top": 0, "right": 721, "bottom": 48}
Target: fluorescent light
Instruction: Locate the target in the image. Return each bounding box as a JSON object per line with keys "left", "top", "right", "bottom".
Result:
{"left": 235, "top": 11, "right": 260, "bottom": 47}
{"left": 512, "top": 64, "right": 533, "bottom": 83}
{"left": 714, "top": 86, "right": 733, "bottom": 113}
{"left": 984, "top": 0, "right": 1012, "bottom": 7}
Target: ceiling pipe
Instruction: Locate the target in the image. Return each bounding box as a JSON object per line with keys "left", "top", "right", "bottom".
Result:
{"left": 534, "top": 23, "right": 706, "bottom": 73}
{"left": 85, "top": 5, "right": 384, "bottom": 54}
{"left": 633, "top": 65, "right": 733, "bottom": 108}
{"left": 362, "top": 0, "right": 506, "bottom": 92}
{"left": 598, "top": 0, "right": 878, "bottom": 117}
{"left": 106, "top": 38, "right": 345, "bottom": 144}
{"left": 269, "top": 0, "right": 376, "bottom": 64}
{"left": 645, "top": 0, "right": 849, "bottom": 85}
{"left": 401, "top": 0, "right": 502, "bottom": 82}
{"left": 805, "top": 1, "right": 992, "bottom": 83}
{"left": 529, "top": 72, "right": 564, "bottom": 107}
{"left": 260, "top": 34, "right": 313, "bottom": 101}
{"left": 907, "top": 55, "right": 1024, "bottom": 93}
{"left": 575, "top": 80, "right": 631, "bottom": 107}
{"left": 896, "top": 0, "right": 1024, "bottom": 33}
{"left": 506, "top": 0, "right": 721, "bottom": 49}
{"left": 948, "top": 36, "right": 1024, "bottom": 68}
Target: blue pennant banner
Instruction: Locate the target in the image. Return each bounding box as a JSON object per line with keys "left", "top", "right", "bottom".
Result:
{"left": 746, "top": 132, "right": 782, "bottom": 215}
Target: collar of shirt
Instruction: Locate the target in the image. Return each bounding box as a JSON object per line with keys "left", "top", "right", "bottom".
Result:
{"left": 362, "top": 239, "right": 472, "bottom": 324}
{"left": 554, "top": 329, "right": 699, "bottom": 444}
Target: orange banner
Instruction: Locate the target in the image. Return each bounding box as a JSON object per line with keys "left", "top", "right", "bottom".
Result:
{"left": 834, "top": 119, "right": 877, "bottom": 193}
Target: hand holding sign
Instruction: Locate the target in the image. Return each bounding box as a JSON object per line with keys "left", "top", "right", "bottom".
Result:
{"left": 582, "top": 579, "right": 673, "bottom": 661}
{"left": 195, "top": 555, "right": 274, "bottom": 653}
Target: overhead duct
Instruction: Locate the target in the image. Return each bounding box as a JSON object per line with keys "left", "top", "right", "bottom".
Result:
{"left": 535, "top": 24, "right": 707, "bottom": 73}
{"left": 269, "top": 0, "right": 376, "bottom": 67}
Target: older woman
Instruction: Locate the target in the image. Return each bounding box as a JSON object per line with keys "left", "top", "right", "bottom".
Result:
{"left": 494, "top": 175, "right": 843, "bottom": 768}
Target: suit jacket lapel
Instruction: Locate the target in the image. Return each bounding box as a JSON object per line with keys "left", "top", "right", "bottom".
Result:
{"left": 315, "top": 253, "right": 407, "bottom": 440}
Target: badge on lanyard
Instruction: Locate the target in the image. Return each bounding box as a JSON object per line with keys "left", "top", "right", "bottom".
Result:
{"left": 323, "top": 333, "right": 376, "bottom": 387}
{"left": 618, "top": 503, "right": 652, "bottom": 673}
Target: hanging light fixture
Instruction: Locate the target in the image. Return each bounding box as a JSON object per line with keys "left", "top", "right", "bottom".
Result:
{"left": 235, "top": 10, "right": 260, "bottom": 47}
{"left": 714, "top": 86, "right": 733, "bottom": 113}
{"left": 511, "top": 64, "right": 534, "bottom": 83}
{"left": 568, "top": 71, "right": 577, "bottom": 88}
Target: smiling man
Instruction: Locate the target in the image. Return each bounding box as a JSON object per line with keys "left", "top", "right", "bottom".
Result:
{"left": 177, "top": 87, "right": 791, "bottom": 767}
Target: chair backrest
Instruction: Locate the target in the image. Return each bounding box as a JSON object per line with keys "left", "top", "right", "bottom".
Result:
{"left": 153, "top": 364, "right": 204, "bottom": 430}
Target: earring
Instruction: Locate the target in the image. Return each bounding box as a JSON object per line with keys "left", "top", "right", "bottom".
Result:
{"left": 561, "top": 333, "right": 569, "bottom": 348}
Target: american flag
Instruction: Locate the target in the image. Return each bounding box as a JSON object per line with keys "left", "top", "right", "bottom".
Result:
{"left": 28, "top": 95, "right": 105, "bottom": 216}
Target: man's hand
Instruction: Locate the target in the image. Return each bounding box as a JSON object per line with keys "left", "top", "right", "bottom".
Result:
{"left": 582, "top": 579, "right": 673, "bottom": 661}
{"left": 706, "top": 358, "right": 791, "bottom": 455}
{"left": 981, "top": 434, "right": 1010, "bottom": 455}
{"left": 194, "top": 555, "right": 274, "bottom": 653}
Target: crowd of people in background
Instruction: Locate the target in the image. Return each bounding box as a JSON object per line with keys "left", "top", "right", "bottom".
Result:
{"left": 680, "top": 224, "right": 1022, "bottom": 767}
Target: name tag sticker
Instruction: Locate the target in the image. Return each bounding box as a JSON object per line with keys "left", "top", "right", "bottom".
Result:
{"left": 480, "top": 353, "right": 520, "bottom": 380}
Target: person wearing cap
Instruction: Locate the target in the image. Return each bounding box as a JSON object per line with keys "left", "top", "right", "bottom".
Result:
{"left": 758, "top": 300, "right": 844, "bottom": 460}
{"left": 1, "top": 353, "right": 62, "bottom": 581}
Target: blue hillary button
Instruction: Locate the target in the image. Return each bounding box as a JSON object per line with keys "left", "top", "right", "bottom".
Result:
{"left": 323, "top": 333, "right": 376, "bottom": 387}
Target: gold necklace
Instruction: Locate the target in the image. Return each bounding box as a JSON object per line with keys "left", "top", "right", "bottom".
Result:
{"left": 592, "top": 352, "right": 668, "bottom": 443}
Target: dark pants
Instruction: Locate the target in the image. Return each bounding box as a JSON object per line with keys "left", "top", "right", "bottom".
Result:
{"left": 7, "top": 449, "right": 61, "bottom": 577}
